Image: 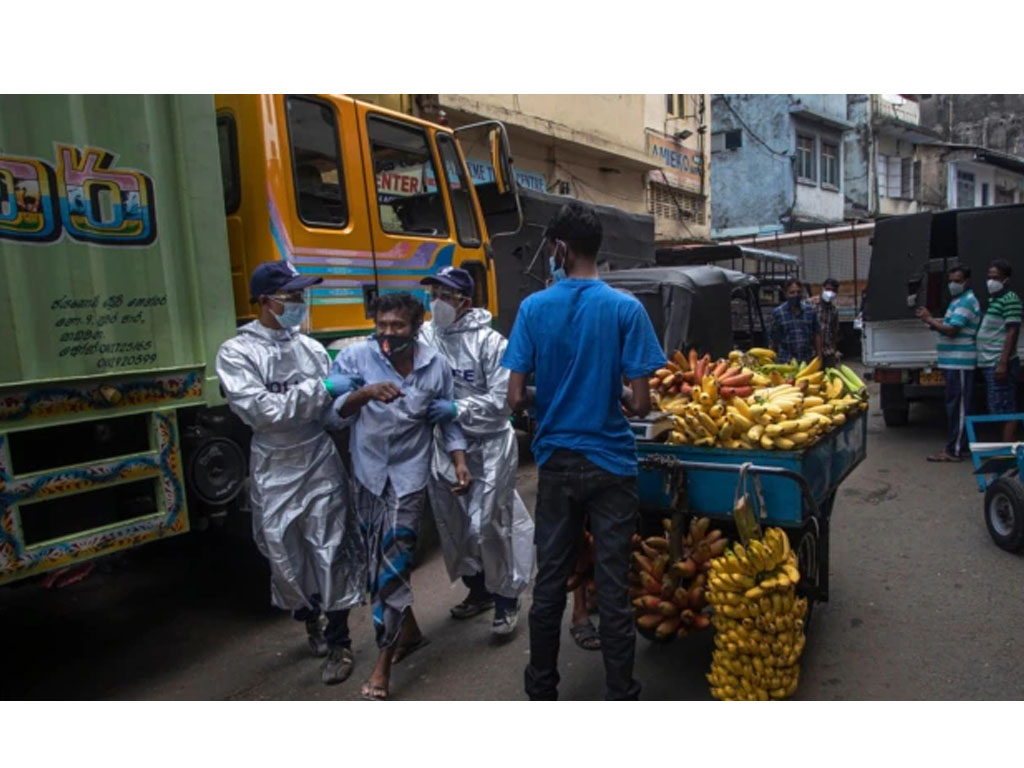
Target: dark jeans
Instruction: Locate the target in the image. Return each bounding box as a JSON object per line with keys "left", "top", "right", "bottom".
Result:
{"left": 944, "top": 368, "right": 975, "bottom": 457}
{"left": 293, "top": 594, "right": 351, "bottom": 649}
{"left": 525, "top": 449, "right": 641, "bottom": 701}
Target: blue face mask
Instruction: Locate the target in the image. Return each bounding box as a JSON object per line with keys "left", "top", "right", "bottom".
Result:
{"left": 549, "top": 255, "right": 567, "bottom": 283}
{"left": 272, "top": 301, "right": 307, "bottom": 329}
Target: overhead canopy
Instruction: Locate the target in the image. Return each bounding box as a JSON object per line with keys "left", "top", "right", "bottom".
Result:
{"left": 601, "top": 265, "right": 758, "bottom": 358}
{"left": 657, "top": 243, "right": 799, "bottom": 266}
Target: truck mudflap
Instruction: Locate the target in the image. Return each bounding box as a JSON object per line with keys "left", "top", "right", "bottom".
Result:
{"left": 0, "top": 409, "right": 189, "bottom": 585}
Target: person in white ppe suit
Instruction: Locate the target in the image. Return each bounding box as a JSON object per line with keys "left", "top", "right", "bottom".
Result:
{"left": 419, "top": 267, "right": 535, "bottom": 635}
{"left": 215, "top": 261, "right": 364, "bottom": 686}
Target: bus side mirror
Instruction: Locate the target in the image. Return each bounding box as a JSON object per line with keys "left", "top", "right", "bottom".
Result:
{"left": 490, "top": 126, "right": 513, "bottom": 196}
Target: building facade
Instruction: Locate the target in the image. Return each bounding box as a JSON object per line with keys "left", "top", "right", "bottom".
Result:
{"left": 710, "top": 94, "right": 852, "bottom": 239}
{"left": 844, "top": 95, "right": 943, "bottom": 218}
{"left": 414, "top": 94, "right": 712, "bottom": 243}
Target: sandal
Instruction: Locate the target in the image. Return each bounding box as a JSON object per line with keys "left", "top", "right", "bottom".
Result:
{"left": 360, "top": 681, "right": 389, "bottom": 701}
{"left": 926, "top": 452, "right": 964, "bottom": 462}
{"left": 570, "top": 620, "right": 601, "bottom": 651}
{"left": 391, "top": 635, "right": 430, "bottom": 665}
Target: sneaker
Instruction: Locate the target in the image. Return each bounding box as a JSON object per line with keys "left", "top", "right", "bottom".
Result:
{"left": 306, "top": 619, "right": 328, "bottom": 658}
{"left": 321, "top": 646, "right": 354, "bottom": 686}
{"left": 450, "top": 593, "right": 494, "bottom": 620}
{"left": 491, "top": 600, "right": 520, "bottom": 636}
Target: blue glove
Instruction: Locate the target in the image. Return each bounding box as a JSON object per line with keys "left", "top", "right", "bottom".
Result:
{"left": 427, "top": 398, "right": 458, "bottom": 424}
{"left": 322, "top": 373, "right": 365, "bottom": 397}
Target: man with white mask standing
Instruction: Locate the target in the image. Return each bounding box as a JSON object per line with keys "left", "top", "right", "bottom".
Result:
{"left": 419, "top": 267, "right": 534, "bottom": 636}
{"left": 216, "top": 261, "right": 365, "bottom": 686}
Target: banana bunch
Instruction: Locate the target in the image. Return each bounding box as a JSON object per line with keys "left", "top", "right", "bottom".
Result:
{"left": 704, "top": 528, "right": 809, "bottom": 701}
{"left": 629, "top": 517, "right": 727, "bottom": 642}
{"left": 651, "top": 348, "right": 756, "bottom": 403}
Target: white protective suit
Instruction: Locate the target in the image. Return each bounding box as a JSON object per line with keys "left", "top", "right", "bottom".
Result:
{"left": 215, "top": 320, "right": 363, "bottom": 612}
{"left": 421, "top": 308, "right": 534, "bottom": 599}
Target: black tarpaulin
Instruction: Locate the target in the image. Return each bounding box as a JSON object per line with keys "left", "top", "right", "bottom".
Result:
{"left": 600, "top": 265, "right": 757, "bottom": 358}
{"left": 479, "top": 185, "right": 656, "bottom": 337}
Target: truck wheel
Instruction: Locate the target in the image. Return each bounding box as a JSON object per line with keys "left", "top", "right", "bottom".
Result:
{"left": 984, "top": 477, "right": 1024, "bottom": 552}
{"left": 882, "top": 407, "right": 909, "bottom": 427}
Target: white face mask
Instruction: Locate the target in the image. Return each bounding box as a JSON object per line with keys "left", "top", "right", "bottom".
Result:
{"left": 821, "top": 290, "right": 836, "bottom": 303}
{"left": 948, "top": 281, "right": 965, "bottom": 297}
{"left": 271, "top": 301, "right": 307, "bottom": 329}
{"left": 430, "top": 297, "right": 458, "bottom": 329}
{"left": 987, "top": 279, "right": 1006, "bottom": 295}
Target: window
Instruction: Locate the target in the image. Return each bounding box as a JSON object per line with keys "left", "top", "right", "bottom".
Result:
{"left": 647, "top": 181, "right": 706, "bottom": 225}
{"left": 996, "top": 186, "right": 1016, "bottom": 205}
{"left": 900, "top": 157, "right": 914, "bottom": 199}
{"left": 435, "top": 133, "right": 480, "bottom": 247}
{"left": 956, "top": 171, "right": 975, "bottom": 208}
{"left": 711, "top": 130, "right": 742, "bottom": 153}
{"left": 796, "top": 134, "right": 816, "bottom": 181}
{"left": 285, "top": 96, "right": 347, "bottom": 227}
{"left": 821, "top": 142, "right": 839, "bottom": 188}
{"left": 982, "top": 183, "right": 990, "bottom": 206}
{"left": 216, "top": 112, "right": 241, "bottom": 215}
{"left": 367, "top": 117, "right": 448, "bottom": 238}
{"left": 667, "top": 95, "right": 689, "bottom": 118}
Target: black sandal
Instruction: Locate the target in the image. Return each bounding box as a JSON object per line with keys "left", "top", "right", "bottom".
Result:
{"left": 570, "top": 620, "right": 601, "bottom": 651}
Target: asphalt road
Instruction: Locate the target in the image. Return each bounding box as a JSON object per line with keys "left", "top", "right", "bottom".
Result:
{"left": 2, "top": 382, "right": 1023, "bottom": 700}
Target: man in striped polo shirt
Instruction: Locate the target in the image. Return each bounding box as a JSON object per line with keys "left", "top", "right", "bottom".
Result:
{"left": 977, "top": 259, "right": 1023, "bottom": 442}
{"left": 917, "top": 265, "right": 981, "bottom": 461}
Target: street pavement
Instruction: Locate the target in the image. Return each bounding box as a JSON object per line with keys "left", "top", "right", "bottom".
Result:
{"left": 2, "top": 380, "right": 1023, "bottom": 700}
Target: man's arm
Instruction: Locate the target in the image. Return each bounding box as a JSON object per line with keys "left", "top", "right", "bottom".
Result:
{"left": 507, "top": 370, "right": 530, "bottom": 412}
{"left": 917, "top": 307, "right": 964, "bottom": 338}
{"left": 997, "top": 325, "right": 1021, "bottom": 379}
{"left": 814, "top": 331, "right": 823, "bottom": 361}
{"left": 623, "top": 377, "right": 652, "bottom": 419}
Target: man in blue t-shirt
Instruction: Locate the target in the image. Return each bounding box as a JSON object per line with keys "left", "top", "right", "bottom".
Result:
{"left": 503, "top": 201, "right": 666, "bottom": 701}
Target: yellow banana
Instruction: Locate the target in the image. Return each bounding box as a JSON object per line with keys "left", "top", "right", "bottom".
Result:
{"left": 796, "top": 356, "right": 821, "bottom": 378}
{"left": 773, "top": 437, "right": 795, "bottom": 450}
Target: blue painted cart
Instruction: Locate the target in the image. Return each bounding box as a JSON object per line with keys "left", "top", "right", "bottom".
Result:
{"left": 966, "top": 413, "right": 1024, "bottom": 552}
{"left": 637, "top": 412, "right": 868, "bottom": 604}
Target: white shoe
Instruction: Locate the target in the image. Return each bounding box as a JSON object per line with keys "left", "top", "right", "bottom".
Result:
{"left": 491, "top": 601, "right": 520, "bottom": 636}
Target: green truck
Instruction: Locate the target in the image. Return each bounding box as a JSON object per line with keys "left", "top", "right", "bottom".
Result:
{"left": 0, "top": 95, "right": 241, "bottom": 586}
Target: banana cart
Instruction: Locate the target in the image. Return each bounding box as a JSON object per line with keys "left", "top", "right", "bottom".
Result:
{"left": 966, "top": 414, "right": 1024, "bottom": 552}
{"left": 636, "top": 411, "right": 868, "bottom": 608}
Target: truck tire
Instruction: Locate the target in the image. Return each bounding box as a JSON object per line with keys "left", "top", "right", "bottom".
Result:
{"left": 882, "top": 407, "right": 909, "bottom": 427}
{"left": 984, "top": 477, "right": 1024, "bottom": 553}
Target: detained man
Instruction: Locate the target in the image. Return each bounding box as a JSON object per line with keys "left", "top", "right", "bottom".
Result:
{"left": 331, "top": 292, "right": 472, "bottom": 700}
{"left": 215, "top": 261, "right": 365, "bottom": 686}
{"left": 419, "top": 267, "right": 534, "bottom": 636}
{"left": 503, "top": 201, "right": 667, "bottom": 700}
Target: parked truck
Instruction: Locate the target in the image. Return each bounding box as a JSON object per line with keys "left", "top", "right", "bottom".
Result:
{"left": 862, "top": 203, "right": 1024, "bottom": 426}
{"left": 0, "top": 94, "right": 519, "bottom": 586}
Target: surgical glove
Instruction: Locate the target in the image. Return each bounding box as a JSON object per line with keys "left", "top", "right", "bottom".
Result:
{"left": 322, "top": 373, "right": 365, "bottom": 397}
{"left": 427, "top": 398, "right": 458, "bottom": 424}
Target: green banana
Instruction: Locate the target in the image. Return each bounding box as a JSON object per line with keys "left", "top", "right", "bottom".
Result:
{"left": 838, "top": 364, "right": 867, "bottom": 395}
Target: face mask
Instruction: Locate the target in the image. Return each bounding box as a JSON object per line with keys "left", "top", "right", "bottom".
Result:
{"left": 271, "top": 301, "right": 307, "bottom": 329}
{"left": 948, "top": 282, "right": 966, "bottom": 297}
{"left": 987, "top": 279, "right": 1005, "bottom": 295}
{"left": 821, "top": 290, "right": 836, "bottom": 303}
{"left": 430, "top": 297, "right": 458, "bottom": 329}
{"left": 377, "top": 333, "right": 414, "bottom": 359}
{"left": 548, "top": 255, "right": 567, "bottom": 283}
{"left": 787, "top": 295, "right": 802, "bottom": 307}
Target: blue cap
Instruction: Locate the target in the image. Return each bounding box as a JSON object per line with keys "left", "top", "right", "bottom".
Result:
{"left": 249, "top": 261, "right": 322, "bottom": 302}
{"left": 421, "top": 266, "right": 475, "bottom": 296}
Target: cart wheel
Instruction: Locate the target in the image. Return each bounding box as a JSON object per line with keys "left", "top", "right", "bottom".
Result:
{"left": 984, "top": 477, "right": 1024, "bottom": 552}
{"left": 787, "top": 522, "right": 820, "bottom": 627}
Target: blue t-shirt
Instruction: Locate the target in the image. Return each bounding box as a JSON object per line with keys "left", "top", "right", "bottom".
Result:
{"left": 501, "top": 278, "right": 667, "bottom": 476}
